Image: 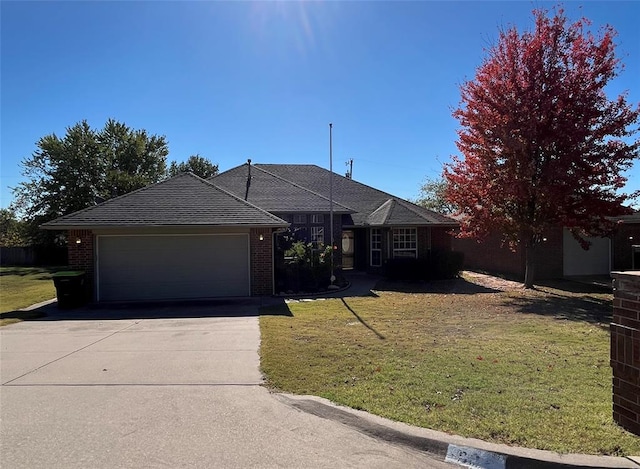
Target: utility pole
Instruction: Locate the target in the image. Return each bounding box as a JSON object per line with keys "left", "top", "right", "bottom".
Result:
{"left": 345, "top": 158, "right": 353, "bottom": 179}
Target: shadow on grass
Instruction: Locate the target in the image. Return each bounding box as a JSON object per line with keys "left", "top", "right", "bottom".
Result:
{"left": 5, "top": 297, "right": 294, "bottom": 322}
{"left": 503, "top": 294, "right": 612, "bottom": 329}
{"left": 374, "top": 277, "right": 501, "bottom": 294}
{"left": 0, "top": 310, "right": 47, "bottom": 321}
{"left": 340, "top": 298, "right": 385, "bottom": 340}
{"left": 0, "top": 266, "right": 67, "bottom": 278}
{"left": 535, "top": 278, "right": 612, "bottom": 295}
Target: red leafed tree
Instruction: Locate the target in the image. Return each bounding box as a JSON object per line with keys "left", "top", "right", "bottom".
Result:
{"left": 444, "top": 7, "right": 640, "bottom": 288}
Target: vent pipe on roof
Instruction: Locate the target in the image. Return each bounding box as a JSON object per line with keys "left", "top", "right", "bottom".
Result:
{"left": 245, "top": 158, "right": 252, "bottom": 201}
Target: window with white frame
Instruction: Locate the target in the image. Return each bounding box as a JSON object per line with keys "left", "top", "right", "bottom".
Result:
{"left": 293, "top": 214, "right": 306, "bottom": 224}
{"left": 311, "top": 226, "right": 324, "bottom": 244}
{"left": 370, "top": 228, "right": 382, "bottom": 267}
{"left": 392, "top": 227, "right": 417, "bottom": 258}
{"left": 310, "top": 214, "right": 324, "bottom": 224}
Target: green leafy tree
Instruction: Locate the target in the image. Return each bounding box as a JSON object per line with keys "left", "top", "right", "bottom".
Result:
{"left": 0, "top": 208, "right": 28, "bottom": 247}
{"left": 11, "top": 119, "right": 169, "bottom": 244}
{"left": 414, "top": 177, "right": 457, "bottom": 214}
{"left": 99, "top": 119, "right": 169, "bottom": 196}
{"left": 168, "top": 154, "right": 218, "bottom": 179}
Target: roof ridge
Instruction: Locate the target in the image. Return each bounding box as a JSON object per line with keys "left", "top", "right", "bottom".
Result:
{"left": 197, "top": 172, "right": 288, "bottom": 224}
{"left": 261, "top": 163, "right": 412, "bottom": 207}
{"left": 41, "top": 173, "right": 196, "bottom": 226}
{"left": 368, "top": 199, "right": 394, "bottom": 225}
{"left": 251, "top": 164, "right": 355, "bottom": 212}
{"left": 260, "top": 164, "right": 456, "bottom": 222}
{"left": 394, "top": 197, "right": 458, "bottom": 225}
{"left": 41, "top": 172, "right": 288, "bottom": 228}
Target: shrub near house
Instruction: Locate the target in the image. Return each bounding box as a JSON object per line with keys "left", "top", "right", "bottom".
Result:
{"left": 385, "top": 250, "right": 464, "bottom": 282}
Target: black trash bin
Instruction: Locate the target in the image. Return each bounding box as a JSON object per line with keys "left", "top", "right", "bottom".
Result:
{"left": 52, "top": 271, "right": 87, "bottom": 309}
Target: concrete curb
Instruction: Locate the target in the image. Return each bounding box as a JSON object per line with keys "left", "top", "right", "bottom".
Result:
{"left": 20, "top": 298, "right": 57, "bottom": 311}
{"left": 276, "top": 393, "right": 640, "bottom": 469}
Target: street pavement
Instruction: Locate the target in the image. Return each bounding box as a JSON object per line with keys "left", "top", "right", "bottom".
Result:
{"left": 0, "top": 303, "right": 457, "bottom": 469}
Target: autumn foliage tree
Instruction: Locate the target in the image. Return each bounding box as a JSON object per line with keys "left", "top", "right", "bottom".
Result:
{"left": 444, "top": 7, "right": 640, "bottom": 288}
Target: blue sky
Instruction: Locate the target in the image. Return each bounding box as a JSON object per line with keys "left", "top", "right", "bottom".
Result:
{"left": 2, "top": 1, "right": 639, "bottom": 211}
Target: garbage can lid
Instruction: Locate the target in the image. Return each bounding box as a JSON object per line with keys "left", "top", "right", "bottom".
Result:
{"left": 52, "top": 270, "right": 85, "bottom": 278}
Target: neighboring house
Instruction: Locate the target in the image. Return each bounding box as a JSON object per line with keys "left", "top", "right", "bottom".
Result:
{"left": 211, "top": 162, "right": 458, "bottom": 272}
{"left": 42, "top": 162, "right": 459, "bottom": 302}
{"left": 612, "top": 212, "right": 640, "bottom": 272}
{"left": 454, "top": 215, "right": 640, "bottom": 280}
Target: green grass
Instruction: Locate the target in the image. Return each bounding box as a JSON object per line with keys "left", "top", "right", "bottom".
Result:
{"left": 259, "top": 278, "right": 640, "bottom": 456}
{"left": 0, "top": 266, "right": 63, "bottom": 325}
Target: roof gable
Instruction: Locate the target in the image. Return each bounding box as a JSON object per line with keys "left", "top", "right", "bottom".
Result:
{"left": 42, "top": 173, "right": 288, "bottom": 229}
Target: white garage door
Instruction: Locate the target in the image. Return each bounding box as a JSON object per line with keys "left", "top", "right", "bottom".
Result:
{"left": 562, "top": 229, "right": 610, "bottom": 276}
{"left": 97, "top": 234, "right": 250, "bottom": 301}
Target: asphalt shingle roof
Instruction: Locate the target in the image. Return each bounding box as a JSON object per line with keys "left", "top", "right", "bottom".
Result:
{"left": 41, "top": 172, "right": 288, "bottom": 229}
{"left": 211, "top": 164, "right": 353, "bottom": 214}
{"left": 245, "top": 164, "right": 458, "bottom": 227}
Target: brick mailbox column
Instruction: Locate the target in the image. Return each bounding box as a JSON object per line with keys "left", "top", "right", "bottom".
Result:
{"left": 611, "top": 272, "right": 640, "bottom": 435}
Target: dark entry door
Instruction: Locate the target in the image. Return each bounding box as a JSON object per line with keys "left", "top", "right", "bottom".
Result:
{"left": 342, "top": 231, "right": 354, "bottom": 269}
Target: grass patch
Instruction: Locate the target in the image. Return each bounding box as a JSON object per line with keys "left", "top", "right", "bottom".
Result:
{"left": 259, "top": 280, "right": 639, "bottom": 456}
{"left": 0, "top": 266, "right": 63, "bottom": 324}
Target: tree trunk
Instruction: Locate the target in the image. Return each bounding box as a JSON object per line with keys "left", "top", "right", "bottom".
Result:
{"left": 524, "top": 241, "right": 537, "bottom": 289}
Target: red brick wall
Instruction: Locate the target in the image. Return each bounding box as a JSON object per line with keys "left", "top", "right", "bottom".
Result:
{"left": 431, "top": 227, "right": 453, "bottom": 251}
{"left": 418, "top": 227, "right": 430, "bottom": 259}
{"left": 452, "top": 227, "right": 563, "bottom": 280}
{"left": 67, "top": 229, "right": 94, "bottom": 299}
{"left": 68, "top": 229, "right": 94, "bottom": 271}
{"left": 611, "top": 272, "right": 640, "bottom": 436}
{"left": 250, "top": 228, "right": 274, "bottom": 296}
{"left": 536, "top": 227, "right": 564, "bottom": 279}
{"left": 453, "top": 231, "right": 525, "bottom": 278}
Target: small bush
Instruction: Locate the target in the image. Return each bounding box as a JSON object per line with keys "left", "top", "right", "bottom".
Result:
{"left": 276, "top": 241, "right": 334, "bottom": 293}
{"left": 385, "top": 258, "right": 429, "bottom": 281}
{"left": 431, "top": 250, "right": 464, "bottom": 279}
{"left": 384, "top": 250, "right": 464, "bottom": 282}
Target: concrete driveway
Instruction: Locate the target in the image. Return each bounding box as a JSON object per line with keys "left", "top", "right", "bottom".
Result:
{"left": 1, "top": 302, "right": 455, "bottom": 468}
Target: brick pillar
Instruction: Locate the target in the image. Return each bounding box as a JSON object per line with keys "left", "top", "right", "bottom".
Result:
{"left": 67, "top": 229, "right": 94, "bottom": 301}
{"left": 611, "top": 272, "right": 640, "bottom": 435}
{"left": 250, "top": 228, "right": 273, "bottom": 296}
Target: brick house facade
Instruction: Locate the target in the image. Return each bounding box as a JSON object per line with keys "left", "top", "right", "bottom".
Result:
{"left": 66, "top": 227, "right": 278, "bottom": 300}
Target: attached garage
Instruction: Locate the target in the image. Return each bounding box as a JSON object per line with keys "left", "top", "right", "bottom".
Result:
{"left": 97, "top": 234, "right": 250, "bottom": 301}
{"left": 41, "top": 173, "right": 288, "bottom": 301}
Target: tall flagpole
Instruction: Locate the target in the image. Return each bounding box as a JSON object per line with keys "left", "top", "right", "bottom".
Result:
{"left": 329, "top": 123, "right": 335, "bottom": 286}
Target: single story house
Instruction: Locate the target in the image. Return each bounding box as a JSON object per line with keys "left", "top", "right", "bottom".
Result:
{"left": 211, "top": 162, "right": 458, "bottom": 273}
{"left": 43, "top": 162, "right": 458, "bottom": 302}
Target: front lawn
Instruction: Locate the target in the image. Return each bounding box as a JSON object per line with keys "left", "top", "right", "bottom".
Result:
{"left": 0, "top": 266, "right": 62, "bottom": 325}
{"left": 259, "top": 276, "right": 639, "bottom": 456}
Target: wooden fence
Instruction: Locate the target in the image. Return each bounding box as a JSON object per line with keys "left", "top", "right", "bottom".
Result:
{"left": 0, "top": 246, "right": 67, "bottom": 266}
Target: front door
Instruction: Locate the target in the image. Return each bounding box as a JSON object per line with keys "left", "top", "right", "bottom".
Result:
{"left": 341, "top": 230, "right": 354, "bottom": 269}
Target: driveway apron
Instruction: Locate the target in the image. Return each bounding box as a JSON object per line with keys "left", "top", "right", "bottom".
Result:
{"left": 0, "top": 303, "right": 454, "bottom": 469}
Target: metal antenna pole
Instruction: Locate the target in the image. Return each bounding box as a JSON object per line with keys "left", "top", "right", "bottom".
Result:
{"left": 329, "top": 123, "right": 335, "bottom": 285}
